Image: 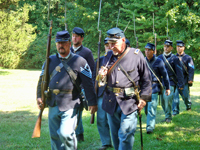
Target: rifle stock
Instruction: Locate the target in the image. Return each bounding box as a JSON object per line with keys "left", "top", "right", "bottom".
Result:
{"left": 32, "top": 20, "right": 52, "bottom": 138}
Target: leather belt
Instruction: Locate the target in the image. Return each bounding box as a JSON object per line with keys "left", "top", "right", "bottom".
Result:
{"left": 50, "top": 89, "right": 73, "bottom": 95}
{"left": 107, "top": 86, "right": 124, "bottom": 93}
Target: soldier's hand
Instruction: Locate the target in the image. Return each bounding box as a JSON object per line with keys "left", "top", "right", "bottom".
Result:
{"left": 137, "top": 99, "right": 146, "bottom": 113}
{"left": 188, "top": 81, "right": 193, "bottom": 84}
{"left": 179, "top": 87, "right": 183, "bottom": 90}
{"left": 165, "top": 89, "right": 170, "bottom": 96}
{"left": 89, "top": 105, "right": 98, "bottom": 114}
{"left": 37, "top": 98, "right": 43, "bottom": 109}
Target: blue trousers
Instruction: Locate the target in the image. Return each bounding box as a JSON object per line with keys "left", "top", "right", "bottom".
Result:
{"left": 97, "top": 96, "right": 112, "bottom": 146}
{"left": 172, "top": 84, "right": 192, "bottom": 115}
{"left": 146, "top": 93, "right": 159, "bottom": 131}
{"left": 48, "top": 106, "right": 78, "bottom": 150}
{"left": 107, "top": 105, "right": 138, "bottom": 150}
{"left": 160, "top": 86, "right": 175, "bottom": 120}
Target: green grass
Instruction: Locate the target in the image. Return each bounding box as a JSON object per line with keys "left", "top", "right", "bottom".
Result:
{"left": 0, "top": 69, "right": 200, "bottom": 150}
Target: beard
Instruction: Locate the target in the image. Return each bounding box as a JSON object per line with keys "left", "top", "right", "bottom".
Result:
{"left": 73, "top": 41, "right": 81, "bottom": 47}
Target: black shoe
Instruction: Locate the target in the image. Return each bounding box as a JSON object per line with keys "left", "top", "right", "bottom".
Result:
{"left": 76, "top": 134, "right": 84, "bottom": 142}
{"left": 147, "top": 129, "right": 153, "bottom": 134}
{"left": 99, "top": 145, "right": 113, "bottom": 150}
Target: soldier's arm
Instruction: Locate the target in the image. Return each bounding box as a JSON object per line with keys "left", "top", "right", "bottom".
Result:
{"left": 175, "top": 57, "right": 184, "bottom": 89}
{"left": 187, "top": 56, "right": 195, "bottom": 82}
{"left": 158, "top": 59, "right": 170, "bottom": 90}
{"left": 138, "top": 52, "right": 152, "bottom": 102}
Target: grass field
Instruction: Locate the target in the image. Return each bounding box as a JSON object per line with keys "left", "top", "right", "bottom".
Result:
{"left": 0, "top": 68, "right": 200, "bottom": 150}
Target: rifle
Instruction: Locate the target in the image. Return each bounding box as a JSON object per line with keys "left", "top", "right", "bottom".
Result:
{"left": 167, "top": 18, "right": 170, "bottom": 40}
{"left": 90, "top": 0, "right": 102, "bottom": 124}
{"left": 116, "top": 8, "right": 120, "bottom": 27}
{"left": 153, "top": 13, "right": 157, "bottom": 55}
{"left": 133, "top": 14, "right": 138, "bottom": 48}
{"left": 64, "top": 0, "right": 67, "bottom": 30}
{"left": 32, "top": 0, "right": 52, "bottom": 138}
{"left": 133, "top": 13, "right": 143, "bottom": 150}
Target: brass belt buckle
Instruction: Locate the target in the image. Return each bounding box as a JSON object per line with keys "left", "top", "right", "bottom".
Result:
{"left": 113, "top": 88, "right": 121, "bottom": 93}
{"left": 53, "top": 89, "right": 60, "bottom": 95}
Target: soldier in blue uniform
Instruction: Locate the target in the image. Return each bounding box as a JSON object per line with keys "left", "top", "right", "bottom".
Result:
{"left": 157, "top": 40, "right": 184, "bottom": 123}
{"left": 93, "top": 38, "right": 112, "bottom": 150}
{"left": 70, "top": 27, "right": 95, "bottom": 141}
{"left": 98, "top": 27, "right": 152, "bottom": 150}
{"left": 144, "top": 43, "right": 170, "bottom": 134}
{"left": 172, "top": 40, "right": 194, "bottom": 115}
{"left": 125, "top": 38, "right": 130, "bottom": 48}
{"left": 36, "top": 30, "right": 97, "bottom": 150}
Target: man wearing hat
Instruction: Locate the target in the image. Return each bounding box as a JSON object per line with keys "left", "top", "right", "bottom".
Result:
{"left": 172, "top": 40, "right": 194, "bottom": 115}
{"left": 36, "top": 30, "right": 97, "bottom": 150}
{"left": 98, "top": 27, "right": 152, "bottom": 149}
{"left": 70, "top": 27, "right": 95, "bottom": 142}
{"left": 157, "top": 40, "right": 184, "bottom": 123}
{"left": 93, "top": 38, "right": 112, "bottom": 150}
{"left": 144, "top": 43, "right": 170, "bottom": 134}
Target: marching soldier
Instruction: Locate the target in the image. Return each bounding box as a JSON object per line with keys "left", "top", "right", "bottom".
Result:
{"left": 70, "top": 27, "right": 95, "bottom": 142}
{"left": 144, "top": 43, "right": 170, "bottom": 134}
{"left": 172, "top": 40, "right": 194, "bottom": 115}
{"left": 36, "top": 30, "right": 97, "bottom": 150}
{"left": 98, "top": 27, "right": 152, "bottom": 150}
{"left": 157, "top": 40, "right": 184, "bottom": 123}
{"left": 93, "top": 38, "right": 112, "bottom": 150}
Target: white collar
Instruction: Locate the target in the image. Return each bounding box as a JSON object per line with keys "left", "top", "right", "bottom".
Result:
{"left": 73, "top": 45, "right": 81, "bottom": 52}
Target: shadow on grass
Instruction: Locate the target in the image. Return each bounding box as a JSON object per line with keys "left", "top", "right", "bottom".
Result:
{"left": 0, "top": 71, "right": 11, "bottom": 76}
{"left": 0, "top": 110, "right": 50, "bottom": 150}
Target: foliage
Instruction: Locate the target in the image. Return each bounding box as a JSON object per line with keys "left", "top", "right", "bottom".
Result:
{"left": 0, "top": 0, "right": 200, "bottom": 69}
{"left": 0, "top": 3, "right": 36, "bottom": 68}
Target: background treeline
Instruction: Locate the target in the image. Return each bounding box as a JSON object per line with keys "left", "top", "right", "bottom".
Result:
{"left": 0, "top": 0, "right": 199, "bottom": 69}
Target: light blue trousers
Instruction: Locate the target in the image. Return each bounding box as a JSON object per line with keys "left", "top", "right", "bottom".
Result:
{"left": 146, "top": 93, "right": 159, "bottom": 131}
{"left": 107, "top": 105, "right": 138, "bottom": 150}
{"left": 48, "top": 106, "right": 77, "bottom": 150}
{"left": 97, "top": 96, "right": 112, "bottom": 146}
{"left": 160, "top": 86, "right": 175, "bottom": 120}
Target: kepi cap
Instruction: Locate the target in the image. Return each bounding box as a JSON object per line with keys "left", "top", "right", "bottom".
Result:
{"left": 125, "top": 39, "right": 130, "bottom": 47}
{"left": 104, "top": 37, "right": 108, "bottom": 44}
{"left": 164, "top": 40, "right": 173, "bottom": 46}
{"left": 106, "top": 27, "right": 125, "bottom": 42}
{"left": 55, "top": 30, "right": 70, "bottom": 42}
{"left": 145, "top": 43, "right": 155, "bottom": 50}
{"left": 176, "top": 40, "right": 185, "bottom": 46}
{"left": 72, "top": 27, "right": 85, "bottom": 37}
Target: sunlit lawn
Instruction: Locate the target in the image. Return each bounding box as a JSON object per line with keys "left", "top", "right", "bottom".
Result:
{"left": 0, "top": 69, "right": 200, "bottom": 150}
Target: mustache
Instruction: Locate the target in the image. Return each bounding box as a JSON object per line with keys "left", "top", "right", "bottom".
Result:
{"left": 59, "top": 47, "right": 64, "bottom": 50}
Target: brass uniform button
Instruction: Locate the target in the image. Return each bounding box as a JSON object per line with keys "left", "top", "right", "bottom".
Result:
{"left": 56, "top": 82, "right": 59, "bottom": 84}
{"left": 116, "top": 81, "right": 119, "bottom": 84}
{"left": 115, "top": 93, "right": 119, "bottom": 96}
{"left": 118, "top": 67, "right": 121, "bottom": 71}
{"left": 109, "top": 100, "right": 112, "bottom": 102}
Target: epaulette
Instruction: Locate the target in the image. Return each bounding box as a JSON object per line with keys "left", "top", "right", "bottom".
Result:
{"left": 134, "top": 48, "right": 140, "bottom": 54}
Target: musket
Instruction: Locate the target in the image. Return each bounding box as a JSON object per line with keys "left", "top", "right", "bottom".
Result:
{"left": 64, "top": 0, "right": 67, "bottom": 30}
{"left": 90, "top": 0, "right": 102, "bottom": 124}
{"left": 32, "top": 0, "right": 52, "bottom": 138}
{"left": 153, "top": 13, "right": 157, "bottom": 55}
{"left": 167, "top": 18, "right": 170, "bottom": 40}
{"left": 124, "top": 20, "right": 131, "bottom": 33}
{"left": 133, "top": 14, "right": 138, "bottom": 48}
{"left": 116, "top": 8, "right": 120, "bottom": 27}
{"left": 134, "top": 13, "right": 143, "bottom": 150}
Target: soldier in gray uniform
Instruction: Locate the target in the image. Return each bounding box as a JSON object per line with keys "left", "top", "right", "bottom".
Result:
{"left": 37, "top": 30, "right": 97, "bottom": 150}
{"left": 70, "top": 27, "right": 95, "bottom": 142}
{"left": 98, "top": 27, "right": 152, "bottom": 150}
